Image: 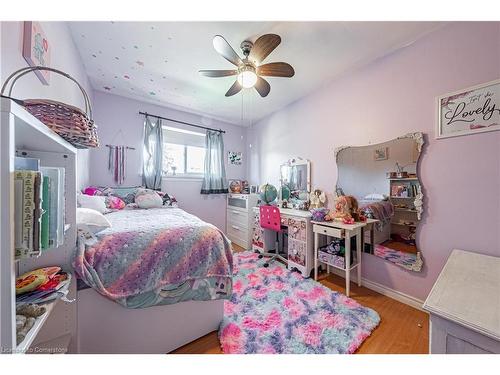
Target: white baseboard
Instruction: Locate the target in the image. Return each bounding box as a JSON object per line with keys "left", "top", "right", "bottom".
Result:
{"left": 325, "top": 267, "right": 425, "bottom": 311}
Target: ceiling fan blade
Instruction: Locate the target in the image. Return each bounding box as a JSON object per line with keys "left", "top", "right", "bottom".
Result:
{"left": 254, "top": 76, "right": 271, "bottom": 97}
{"left": 257, "top": 62, "right": 295, "bottom": 78}
{"left": 199, "top": 69, "right": 238, "bottom": 77}
{"left": 225, "top": 80, "right": 242, "bottom": 97}
{"left": 249, "top": 34, "right": 281, "bottom": 64}
{"left": 213, "top": 35, "right": 243, "bottom": 67}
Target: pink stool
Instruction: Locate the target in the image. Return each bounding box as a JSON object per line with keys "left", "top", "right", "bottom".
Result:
{"left": 259, "top": 205, "right": 288, "bottom": 267}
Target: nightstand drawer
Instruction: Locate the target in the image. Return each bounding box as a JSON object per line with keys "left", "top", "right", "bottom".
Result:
{"left": 228, "top": 223, "right": 248, "bottom": 238}
{"left": 313, "top": 224, "right": 344, "bottom": 238}
{"left": 227, "top": 209, "right": 249, "bottom": 227}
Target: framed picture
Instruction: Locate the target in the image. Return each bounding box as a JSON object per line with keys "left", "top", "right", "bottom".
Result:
{"left": 22, "top": 21, "right": 51, "bottom": 85}
{"left": 437, "top": 79, "right": 499, "bottom": 139}
{"left": 228, "top": 151, "right": 242, "bottom": 165}
{"left": 374, "top": 147, "right": 388, "bottom": 161}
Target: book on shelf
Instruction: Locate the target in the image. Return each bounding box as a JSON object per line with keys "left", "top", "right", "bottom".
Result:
{"left": 14, "top": 158, "right": 66, "bottom": 258}
{"left": 41, "top": 167, "right": 65, "bottom": 247}
{"left": 14, "top": 170, "right": 41, "bottom": 258}
{"left": 40, "top": 176, "right": 50, "bottom": 249}
{"left": 15, "top": 156, "right": 40, "bottom": 171}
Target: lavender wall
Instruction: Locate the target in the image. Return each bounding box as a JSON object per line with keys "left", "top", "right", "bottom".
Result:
{"left": 89, "top": 91, "right": 247, "bottom": 231}
{"left": 0, "top": 21, "right": 92, "bottom": 188}
{"left": 248, "top": 22, "right": 500, "bottom": 301}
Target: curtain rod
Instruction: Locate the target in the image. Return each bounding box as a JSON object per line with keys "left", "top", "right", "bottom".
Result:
{"left": 139, "top": 111, "right": 225, "bottom": 134}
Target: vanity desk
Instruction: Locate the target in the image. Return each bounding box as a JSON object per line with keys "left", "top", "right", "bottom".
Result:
{"left": 312, "top": 218, "right": 379, "bottom": 296}
{"left": 252, "top": 207, "right": 314, "bottom": 277}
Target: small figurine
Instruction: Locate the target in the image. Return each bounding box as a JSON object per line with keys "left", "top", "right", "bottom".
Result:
{"left": 309, "top": 189, "right": 327, "bottom": 209}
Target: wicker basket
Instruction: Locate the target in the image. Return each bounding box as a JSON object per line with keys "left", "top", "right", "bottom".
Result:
{"left": 1, "top": 66, "right": 99, "bottom": 148}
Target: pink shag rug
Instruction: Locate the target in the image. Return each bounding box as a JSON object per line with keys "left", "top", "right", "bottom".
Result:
{"left": 219, "top": 251, "right": 380, "bottom": 354}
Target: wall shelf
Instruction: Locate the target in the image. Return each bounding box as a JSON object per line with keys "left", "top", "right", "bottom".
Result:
{"left": 15, "top": 299, "right": 58, "bottom": 353}
{"left": 1, "top": 97, "right": 77, "bottom": 354}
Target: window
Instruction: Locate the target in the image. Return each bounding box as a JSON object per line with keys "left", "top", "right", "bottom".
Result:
{"left": 162, "top": 126, "right": 206, "bottom": 177}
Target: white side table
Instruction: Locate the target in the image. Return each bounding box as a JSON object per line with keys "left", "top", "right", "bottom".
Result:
{"left": 312, "top": 219, "right": 378, "bottom": 296}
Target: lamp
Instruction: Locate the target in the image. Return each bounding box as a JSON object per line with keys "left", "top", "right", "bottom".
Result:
{"left": 237, "top": 66, "right": 257, "bottom": 88}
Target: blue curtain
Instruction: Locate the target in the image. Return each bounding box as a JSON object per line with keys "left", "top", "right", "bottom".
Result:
{"left": 142, "top": 116, "right": 163, "bottom": 190}
{"left": 201, "top": 130, "right": 228, "bottom": 194}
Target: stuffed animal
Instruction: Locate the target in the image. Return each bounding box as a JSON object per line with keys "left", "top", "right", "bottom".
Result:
{"left": 331, "top": 195, "right": 366, "bottom": 224}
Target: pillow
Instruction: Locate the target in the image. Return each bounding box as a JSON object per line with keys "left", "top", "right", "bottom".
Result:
{"left": 76, "top": 208, "right": 111, "bottom": 234}
{"left": 77, "top": 193, "right": 107, "bottom": 214}
{"left": 160, "top": 192, "right": 178, "bottom": 207}
{"left": 134, "top": 188, "right": 163, "bottom": 209}
{"left": 111, "top": 186, "right": 143, "bottom": 204}
{"left": 83, "top": 186, "right": 113, "bottom": 196}
{"left": 105, "top": 195, "right": 125, "bottom": 210}
{"left": 363, "top": 193, "right": 387, "bottom": 201}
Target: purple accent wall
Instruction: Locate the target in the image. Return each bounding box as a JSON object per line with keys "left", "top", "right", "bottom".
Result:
{"left": 247, "top": 22, "right": 500, "bottom": 301}
{"left": 89, "top": 91, "right": 248, "bottom": 231}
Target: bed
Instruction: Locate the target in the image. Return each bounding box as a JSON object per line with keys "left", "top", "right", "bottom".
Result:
{"left": 73, "top": 207, "right": 233, "bottom": 353}
{"left": 358, "top": 198, "right": 394, "bottom": 246}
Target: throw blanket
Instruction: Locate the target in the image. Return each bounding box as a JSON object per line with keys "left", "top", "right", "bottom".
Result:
{"left": 359, "top": 200, "right": 394, "bottom": 231}
{"left": 73, "top": 208, "right": 233, "bottom": 308}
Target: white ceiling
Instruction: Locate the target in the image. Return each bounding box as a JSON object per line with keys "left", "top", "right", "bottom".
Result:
{"left": 69, "top": 21, "right": 445, "bottom": 125}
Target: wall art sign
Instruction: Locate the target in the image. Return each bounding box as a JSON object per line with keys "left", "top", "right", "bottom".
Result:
{"left": 437, "top": 79, "right": 499, "bottom": 139}
{"left": 23, "top": 21, "right": 51, "bottom": 85}
{"left": 228, "top": 151, "right": 242, "bottom": 165}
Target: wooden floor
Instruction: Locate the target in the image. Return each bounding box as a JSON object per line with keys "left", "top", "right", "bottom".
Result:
{"left": 173, "top": 245, "right": 429, "bottom": 354}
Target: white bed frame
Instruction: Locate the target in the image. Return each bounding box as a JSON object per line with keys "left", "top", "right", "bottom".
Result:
{"left": 76, "top": 287, "right": 223, "bottom": 354}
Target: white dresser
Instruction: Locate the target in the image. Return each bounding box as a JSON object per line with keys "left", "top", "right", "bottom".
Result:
{"left": 226, "top": 193, "right": 259, "bottom": 250}
{"left": 423, "top": 249, "right": 500, "bottom": 354}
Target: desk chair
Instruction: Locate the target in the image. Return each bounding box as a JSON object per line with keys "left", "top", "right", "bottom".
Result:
{"left": 258, "top": 205, "right": 288, "bottom": 267}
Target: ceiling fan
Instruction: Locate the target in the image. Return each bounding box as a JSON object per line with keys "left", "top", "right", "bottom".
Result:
{"left": 199, "top": 34, "right": 295, "bottom": 97}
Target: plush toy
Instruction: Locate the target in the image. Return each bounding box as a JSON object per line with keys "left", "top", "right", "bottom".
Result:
{"left": 331, "top": 195, "right": 366, "bottom": 223}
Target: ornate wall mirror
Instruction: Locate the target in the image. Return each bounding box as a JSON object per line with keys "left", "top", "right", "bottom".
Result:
{"left": 280, "top": 158, "right": 311, "bottom": 209}
{"left": 335, "top": 133, "right": 424, "bottom": 271}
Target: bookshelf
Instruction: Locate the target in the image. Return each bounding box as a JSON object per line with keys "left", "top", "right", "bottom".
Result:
{"left": 0, "top": 98, "right": 77, "bottom": 354}
{"left": 388, "top": 176, "right": 421, "bottom": 240}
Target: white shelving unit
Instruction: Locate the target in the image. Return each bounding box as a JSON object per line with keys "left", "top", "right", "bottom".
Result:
{"left": 0, "top": 98, "right": 77, "bottom": 354}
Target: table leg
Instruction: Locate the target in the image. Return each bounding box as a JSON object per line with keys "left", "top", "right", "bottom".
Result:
{"left": 345, "top": 231, "right": 351, "bottom": 297}
{"left": 314, "top": 232, "right": 318, "bottom": 281}
{"left": 356, "top": 228, "right": 362, "bottom": 287}
{"left": 326, "top": 235, "right": 330, "bottom": 274}
{"left": 370, "top": 224, "right": 375, "bottom": 254}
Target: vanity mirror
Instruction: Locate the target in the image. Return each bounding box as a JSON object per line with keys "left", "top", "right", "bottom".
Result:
{"left": 335, "top": 133, "right": 424, "bottom": 272}
{"left": 280, "top": 158, "right": 311, "bottom": 209}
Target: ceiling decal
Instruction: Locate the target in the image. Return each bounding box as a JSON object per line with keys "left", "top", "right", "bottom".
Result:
{"left": 69, "top": 21, "right": 445, "bottom": 125}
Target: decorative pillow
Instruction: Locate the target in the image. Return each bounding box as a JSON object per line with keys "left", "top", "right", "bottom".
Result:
{"left": 134, "top": 188, "right": 163, "bottom": 209}
{"left": 111, "top": 186, "right": 143, "bottom": 204}
{"left": 77, "top": 193, "right": 107, "bottom": 214}
{"left": 76, "top": 208, "right": 111, "bottom": 234}
{"left": 161, "top": 192, "right": 178, "bottom": 207}
{"left": 105, "top": 195, "right": 125, "bottom": 210}
{"left": 83, "top": 186, "right": 113, "bottom": 196}
{"left": 363, "top": 193, "right": 388, "bottom": 201}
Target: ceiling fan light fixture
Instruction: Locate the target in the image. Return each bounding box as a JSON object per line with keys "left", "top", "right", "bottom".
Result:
{"left": 237, "top": 69, "right": 257, "bottom": 88}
